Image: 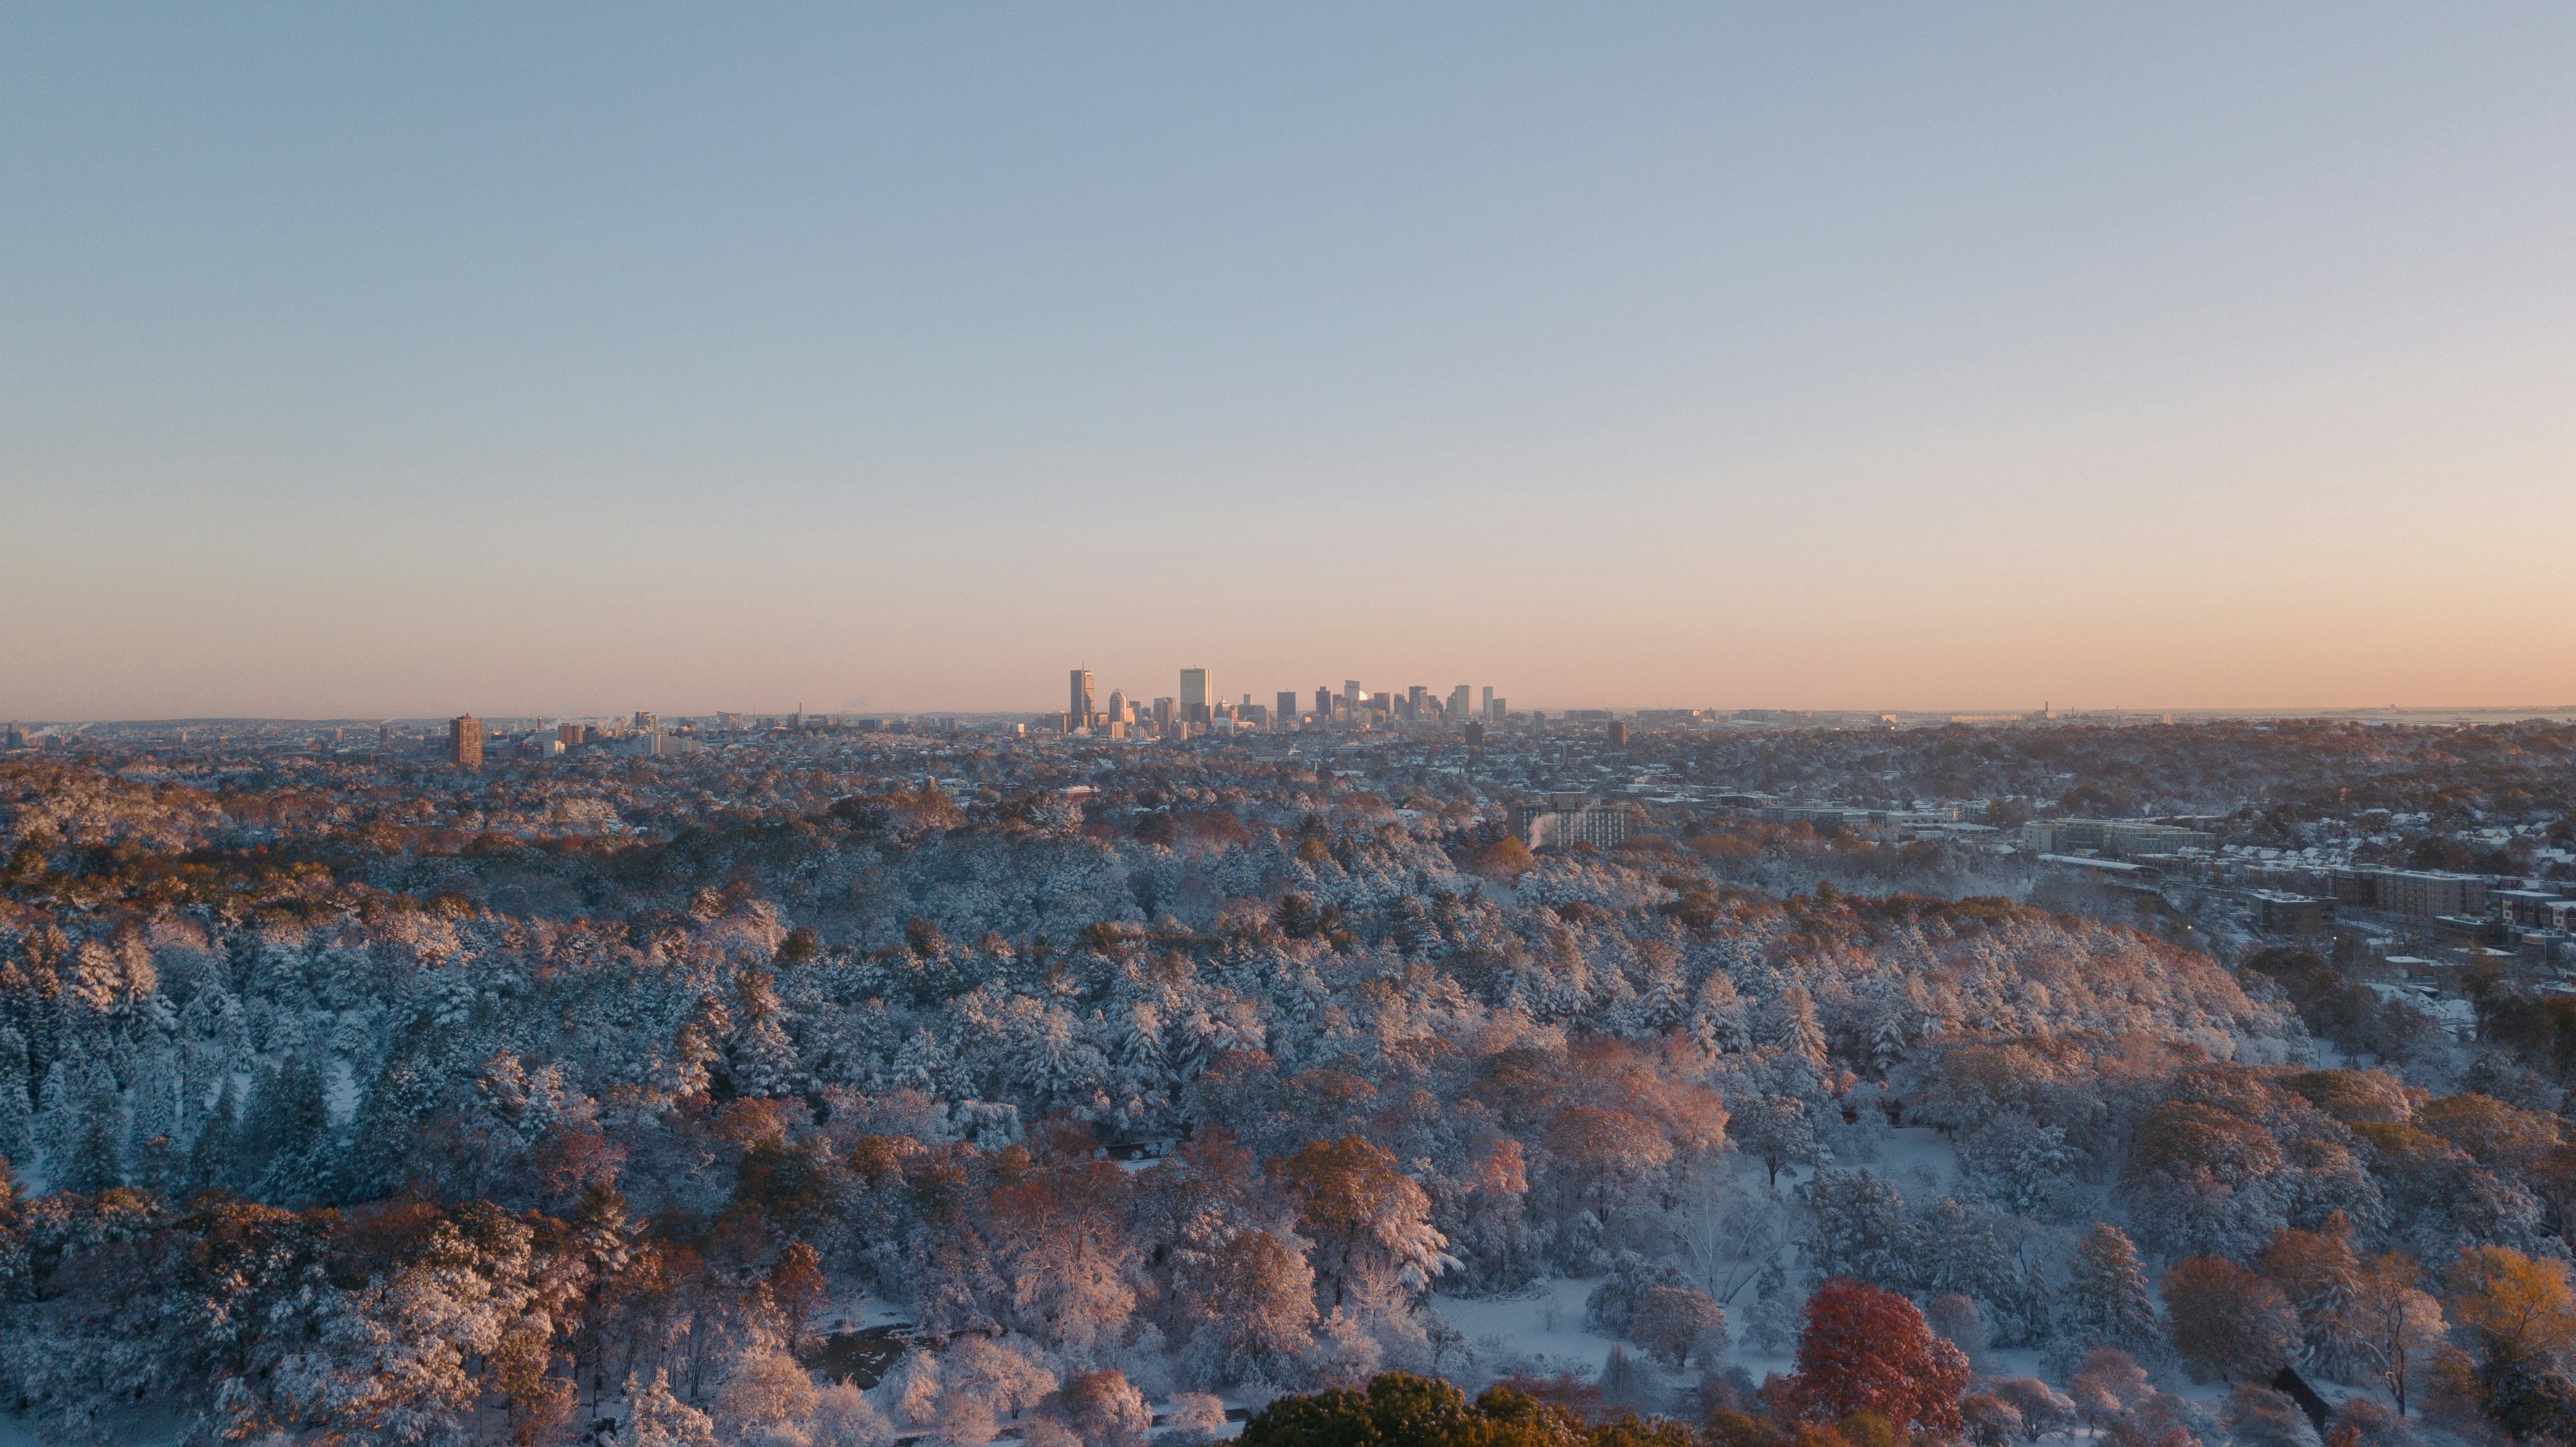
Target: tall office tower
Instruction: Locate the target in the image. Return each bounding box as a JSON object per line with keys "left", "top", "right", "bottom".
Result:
{"left": 1315, "top": 686, "right": 1333, "bottom": 718}
{"left": 1407, "top": 685, "right": 1427, "bottom": 719}
{"left": 1482, "top": 686, "right": 1494, "bottom": 716}
{"left": 1070, "top": 669, "right": 1096, "bottom": 722}
{"left": 1153, "top": 697, "right": 1175, "bottom": 732}
{"left": 1107, "top": 689, "right": 1129, "bottom": 726}
{"left": 1448, "top": 684, "right": 1472, "bottom": 721}
{"left": 1179, "top": 668, "right": 1209, "bottom": 724}
{"left": 1277, "top": 691, "right": 1299, "bottom": 724}
{"left": 1344, "top": 681, "right": 1362, "bottom": 714}
{"left": 1488, "top": 695, "right": 1507, "bottom": 724}
{"left": 450, "top": 715, "right": 484, "bottom": 770}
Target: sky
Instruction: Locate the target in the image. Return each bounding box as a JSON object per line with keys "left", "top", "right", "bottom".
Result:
{"left": 5, "top": 5, "right": 2574, "bottom": 720}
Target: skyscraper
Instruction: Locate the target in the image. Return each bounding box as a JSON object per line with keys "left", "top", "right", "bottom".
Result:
{"left": 1277, "top": 691, "right": 1299, "bottom": 724}
{"left": 1108, "top": 689, "right": 1131, "bottom": 725}
{"left": 1179, "top": 668, "right": 1209, "bottom": 724}
{"left": 1070, "top": 668, "right": 1096, "bottom": 723}
{"left": 1407, "top": 685, "right": 1427, "bottom": 719}
{"left": 1482, "top": 686, "right": 1494, "bottom": 716}
{"left": 1448, "top": 684, "right": 1471, "bottom": 721}
{"left": 449, "top": 715, "right": 484, "bottom": 770}
{"left": 1344, "top": 681, "right": 1362, "bottom": 715}
{"left": 1315, "top": 686, "right": 1333, "bottom": 719}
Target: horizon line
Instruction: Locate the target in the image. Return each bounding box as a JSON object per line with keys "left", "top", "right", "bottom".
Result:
{"left": 11, "top": 702, "right": 2576, "bottom": 728}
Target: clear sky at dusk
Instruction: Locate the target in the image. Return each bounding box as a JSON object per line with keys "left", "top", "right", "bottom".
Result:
{"left": 5, "top": 6, "right": 2573, "bottom": 719}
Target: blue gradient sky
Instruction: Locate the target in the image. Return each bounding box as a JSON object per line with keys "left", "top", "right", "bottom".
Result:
{"left": 6, "top": 6, "right": 2574, "bottom": 718}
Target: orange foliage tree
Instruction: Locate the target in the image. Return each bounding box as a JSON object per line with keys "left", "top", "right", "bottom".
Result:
{"left": 1775, "top": 1278, "right": 1970, "bottom": 1435}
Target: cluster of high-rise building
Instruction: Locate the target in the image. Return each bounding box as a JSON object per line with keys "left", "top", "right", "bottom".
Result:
{"left": 1057, "top": 668, "right": 1508, "bottom": 739}
{"left": 445, "top": 710, "right": 707, "bottom": 768}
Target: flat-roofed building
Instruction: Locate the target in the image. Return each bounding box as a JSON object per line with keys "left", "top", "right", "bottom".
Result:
{"left": 1513, "top": 795, "right": 1638, "bottom": 849}
{"left": 2018, "top": 818, "right": 2214, "bottom": 857}
{"left": 2495, "top": 887, "right": 2566, "bottom": 927}
{"left": 624, "top": 731, "right": 701, "bottom": 757}
{"left": 2251, "top": 890, "right": 2331, "bottom": 939}
{"left": 2370, "top": 869, "right": 2489, "bottom": 919}
{"left": 449, "top": 716, "right": 483, "bottom": 770}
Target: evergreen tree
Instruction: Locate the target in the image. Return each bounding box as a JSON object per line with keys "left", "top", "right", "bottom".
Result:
{"left": 253, "top": 1053, "right": 334, "bottom": 1204}
{"left": 0, "top": 1029, "right": 32, "bottom": 1167}
{"left": 1964, "top": 1114, "right": 2081, "bottom": 1217}
{"left": 2063, "top": 1223, "right": 2159, "bottom": 1351}
{"left": 1689, "top": 973, "right": 1750, "bottom": 1054}
{"left": 344, "top": 1050, "right": 440, "bottom": 1198}
{"left": 1768, "top": 985, "right": 1829, "bottom": 1070}
{"left": 1734, "top": 1093, "right": 1829, "bottom": 1189}
{"left": 188, "top": 1073, "right": 241, "bottom": 1196}
{"left": 36, "top": 1056, "right": 123, "bottom": 1194}
{"left": 125, "top": 1040, "right": 181, "bottom": 1191}
{"left": 1803, "top": 1170, "right": 1909, "bottom": 1291}
{"left": 61, "top": 1060, "right": 126, "bottom": 1195}
{"left": 728, "top": 968, "right": 802, "bottom": 1098}
{"left": 31, "top": 1059, "right": 77, "bottom": 1188}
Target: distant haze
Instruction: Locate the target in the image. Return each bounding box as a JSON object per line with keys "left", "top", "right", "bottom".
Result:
{"left": 5, "top": 7, "right": 2574, "bottom": 718}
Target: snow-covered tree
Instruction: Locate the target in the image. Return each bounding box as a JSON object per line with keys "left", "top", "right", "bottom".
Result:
{"left": 627, "top": 1368, "right": 720, "bottom": 1447}
{"left": 2061, "top": 1223, "right": 2159, "bottom": 1353}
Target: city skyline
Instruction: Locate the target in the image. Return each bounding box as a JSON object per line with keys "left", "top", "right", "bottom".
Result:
{"left": 11, "top": 656, "right": 2576, "bottom": 727}
{"left": 10, "top": 9, "right": 2576, "bottom": 1433}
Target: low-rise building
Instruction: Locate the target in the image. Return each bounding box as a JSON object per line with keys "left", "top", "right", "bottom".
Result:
{"left": 1513, "top": 794, "right": 1638, "bottom": 849}
{"left": 2495, "top": 887, "right": 2567, "bottom": 927}
{"left": 624, "top": 731, "right": 702, "bottom": 757}
{"left": 2025, "top": 819, "right": 2219, "bottom": 857}
{"left": 2251, "top": 890, "right": 2331, "bottom": 938}
{"left": 2368, "top": 869, "right": 2490, "bottom": 919}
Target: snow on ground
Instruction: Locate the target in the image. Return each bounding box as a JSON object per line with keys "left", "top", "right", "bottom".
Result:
{"left": 1423, "top": 1133, "right": 1976, "bottom": 1400}
{"left": 1429, "top": 1278, "right": 1620, "bottom": 1379}
{"left": 325, "top": 1054, "right": 360, "bottom": 1127}
{"left": 1862, "top": 1126, "right": 1961, "bottom": 1199}
{"left": 1716, "top": 1126, "right": 1962, "bottom": 1201}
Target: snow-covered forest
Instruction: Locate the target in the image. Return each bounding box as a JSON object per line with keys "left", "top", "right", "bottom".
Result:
{"left": 1, "top": 734, "right": 2572, "bottom": 1447}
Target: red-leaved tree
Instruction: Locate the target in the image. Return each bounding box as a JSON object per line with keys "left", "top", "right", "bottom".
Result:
{"left": 1776, "top": 1278, "right": 1971, "bottom": 1435}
